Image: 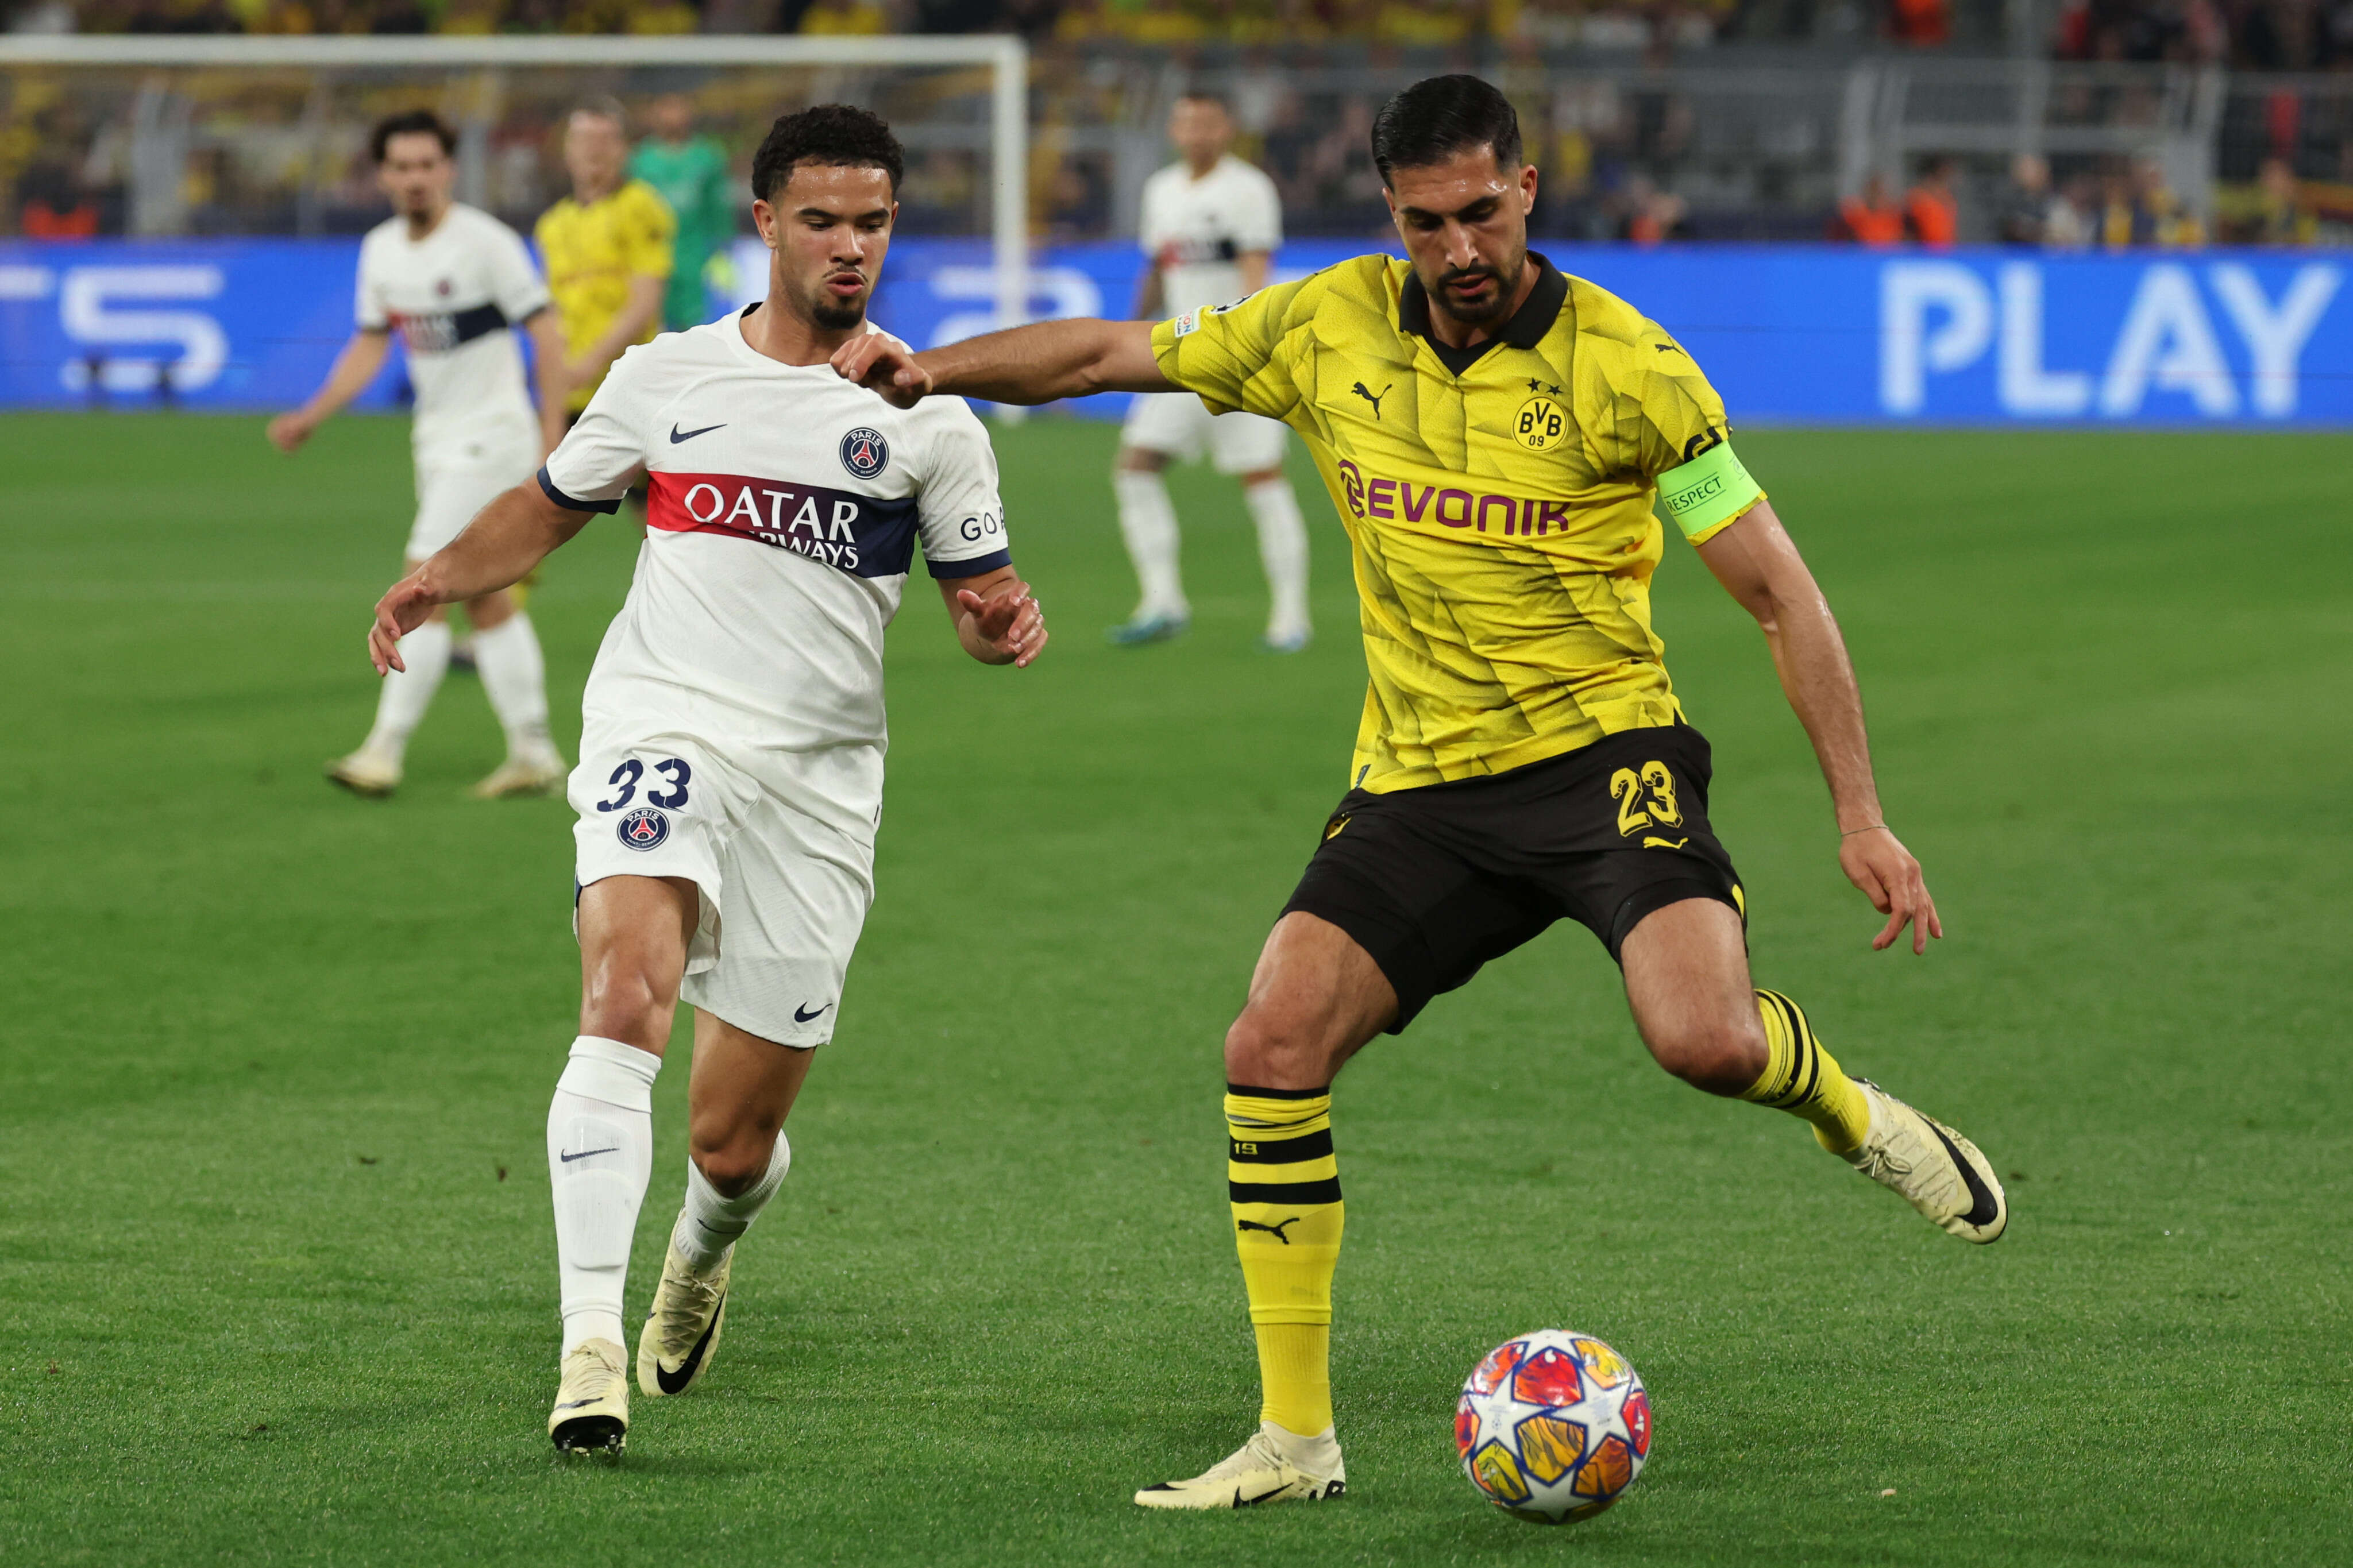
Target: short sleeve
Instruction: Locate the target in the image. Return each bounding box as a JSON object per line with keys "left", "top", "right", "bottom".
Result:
{"left": 1233, "top": 170, "right": 1282, "bottom": 254}
{"left": 487, "top": 219, "right": 551, "bottom": 324}
{"left": 354, "top": 238, "right": 389, "bottom": 331}
{"left": 1149, "top": 271, "right": 1317, "bottom": 423}
{"left": 913, "top": 404, "right": 1012, "bottom": 579}
{"left": 538, "top": 345, "right": 651, "bottom": 513}
{"left": 624, "top": 186, "right": 677, "bottom": 280}
{"left": 1606, "top": 315, "right": 1734, "bottom": 482}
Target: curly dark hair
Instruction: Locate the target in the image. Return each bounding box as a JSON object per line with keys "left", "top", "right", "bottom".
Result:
{"left": 369, "top": 109, "right": 456, "bottom": 164}
{"left": 1370, "top": 75, "right": 1523, "bottom": 188}
{"left": 750, "top": 104, "right": 904, "bottom": 204}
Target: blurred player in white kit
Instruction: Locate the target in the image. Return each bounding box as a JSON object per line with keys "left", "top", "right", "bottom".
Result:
{"left": 270, "top": 110, "right": 570, "bottom": 800}
{"left": 361, "top": 105, "right": 1047, "bottom": 1454}
{"left": 1110, "top": 91, "right": 1312, "bottom": 651}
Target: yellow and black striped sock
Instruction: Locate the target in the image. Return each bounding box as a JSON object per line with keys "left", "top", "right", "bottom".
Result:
{"left": 1226, "top": 1085, "right": 1344, "bottom": 1438}
{"left": 1741, "top": 989, "right": 1873, "bottom": 1154}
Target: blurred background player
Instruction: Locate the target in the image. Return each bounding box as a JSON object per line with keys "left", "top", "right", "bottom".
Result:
{"left": 267, "top": 109, "right": 569, "bottom": 801}
{"left": 631, "top": 93, "right": 736, "bottom": 333}
{"left": 1109, "top": 91, "right": 1311, "bottom": 652}
{"left": 538, "top": 98, "right": 676, "bottom": 419}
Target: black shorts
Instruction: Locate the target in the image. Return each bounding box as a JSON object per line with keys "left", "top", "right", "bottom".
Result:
{"left": 1283, "top": 724, "right": 1745, "bottom": 1032}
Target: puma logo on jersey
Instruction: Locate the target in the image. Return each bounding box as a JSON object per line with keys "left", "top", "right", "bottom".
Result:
{"left": 1237, "top": 1216, "right": 1303, "bottom": 1243}
{"left": 1351, "top": 382, "right": 1390, "bottom": 418}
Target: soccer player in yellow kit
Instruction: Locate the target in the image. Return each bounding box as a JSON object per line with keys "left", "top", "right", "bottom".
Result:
{"left": 537, "top": 99, "right": 676, "bottom": 415}
{"left": 835, "top": 74, "right": 2008, "bottom": 1509}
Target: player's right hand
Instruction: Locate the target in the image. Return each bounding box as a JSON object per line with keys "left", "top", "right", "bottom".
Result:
{"left": 265, "top": 411, "right": 315, "bottom": 453}
{"left": 830, "top": 332, "right": 931, "bottom": 408}
{"left": 368, "top": 570, "right": 438, "bottom": 675}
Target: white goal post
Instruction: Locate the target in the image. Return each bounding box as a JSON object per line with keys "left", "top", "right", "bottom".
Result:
{"left": 0, "top": 32, "right": 1031, "bottom": 353}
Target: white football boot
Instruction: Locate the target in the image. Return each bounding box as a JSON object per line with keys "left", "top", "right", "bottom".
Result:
{"left": 1133, "top": 1421, "right": 1347, "bottom": 1509}
{"left": 469, "top": 746, "right": 567, "bottom": 800}
{"left": 1845, "top": 1079, "right": 2008, "bottom": 1243}
{"left": 548, "top": 1338, "right": 629, "bottom": 1454}
{"left": 637, "top": 1233, "right": 730, "bottom": 1397}
{"left": 323, "top": 747, "right": 400, "bottom": 798}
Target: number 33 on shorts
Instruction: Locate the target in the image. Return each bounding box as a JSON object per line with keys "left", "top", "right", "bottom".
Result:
{"left": 595, "top": 756, "right": 693, "bottom": 813}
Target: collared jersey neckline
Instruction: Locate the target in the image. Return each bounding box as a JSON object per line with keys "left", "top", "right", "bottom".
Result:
{"left": 1397, "top": 250, "right": 1569, "bottom": 377}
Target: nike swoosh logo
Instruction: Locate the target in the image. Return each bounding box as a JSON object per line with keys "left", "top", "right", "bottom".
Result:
{"left": 793, "top": 1002, "right": 832, "bottom": 1024}
{"left": 552, "top": 1397, "right": 603, "bottom": 1411}
{"left": 1925, "top": 1121, "right": 2004, "bottom": 1229}
{"left": 669, "top": 422, "right": 726, "bottom": 443}
{"left": 1235, "top": 1482, "right": 1289, "bottom": 1507}
{"left": 559, "top": 1147, "right": 619, "bottom": 1163}
{"left": 654, "top": 1289, "right": 726, "bottom": 1395}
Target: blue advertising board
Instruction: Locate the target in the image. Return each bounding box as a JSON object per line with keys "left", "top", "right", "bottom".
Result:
{"left": 3, "top": 236, "right": 2346, "bottom": 426}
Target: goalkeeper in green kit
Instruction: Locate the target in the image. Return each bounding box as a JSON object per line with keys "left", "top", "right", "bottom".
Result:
{"left": 630, "top": 94, "right": 735, "bottom": 331}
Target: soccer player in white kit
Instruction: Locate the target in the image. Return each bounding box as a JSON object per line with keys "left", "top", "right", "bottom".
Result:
{"left": 1111, "top": 92, "right": 1313, "bottom": 652}
{"left": 269, "top": 110, "right": 570, "bottom": 800}
{"left": 362, "top": 105, "right": 1047, "bottom": 1455}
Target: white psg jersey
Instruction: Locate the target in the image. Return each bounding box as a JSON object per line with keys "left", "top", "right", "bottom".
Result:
{"left": 356, "top": 202, "right": 550, "bottom": 458}
{"left": 539, "top": 306, "right": 1012, "bottom": 751}
{"left": 1139, "top": 155, "right": 1283, "bottom": 317}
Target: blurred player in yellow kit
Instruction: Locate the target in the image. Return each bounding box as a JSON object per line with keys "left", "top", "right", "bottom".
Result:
{"left": 537, "top": 98, "right": 676, "bottom": 417}
{"left": 836, "top": 74, "right": 2008, "bottom": 1511}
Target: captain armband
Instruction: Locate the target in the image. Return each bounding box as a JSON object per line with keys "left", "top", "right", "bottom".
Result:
{"left": 1656, "top": 441, "right": 1765, "bottom": 544}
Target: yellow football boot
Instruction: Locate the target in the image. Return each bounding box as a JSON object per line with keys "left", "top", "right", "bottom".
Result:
{"left": 1846, "top": 1079, "right": 2008, "bottom": 1243}
{"left": 323, "top": 748, "right": 400, "bottom": 798}
{"left": 636, "top": 1233, "right": 730, "bottom": 1397}
{"left": 1134, "top": 1421, "right": 1347, "bottom": 1509}
{"left": 548, "top": 1338, "right": 629, "bottom": 1454}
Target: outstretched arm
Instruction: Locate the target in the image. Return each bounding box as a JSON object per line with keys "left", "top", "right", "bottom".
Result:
{"left": 368, "top": 480, "right": 598, "bottom": 673}
{"left": 267, "top": 329, "right": 391, "bottom": 452}
{"left": 936, "top": 564, "right": 1047, "bottom": 668}
{"left": 1696, "top": 499, "right": 1942, "bottom": 955}
{"left": 833, "top": 318, "right": 1174, "bottom": 408}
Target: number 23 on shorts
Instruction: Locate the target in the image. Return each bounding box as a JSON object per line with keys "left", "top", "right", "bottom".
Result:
{"left": 595, "top": 756, "right": 693, "bottom": 812}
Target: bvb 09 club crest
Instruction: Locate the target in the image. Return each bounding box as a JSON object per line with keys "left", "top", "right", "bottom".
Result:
{"left": 616, "top": 806, "right": 669, "bottom": 851}
{"left": 839, "top": 427, "right": 889, "bottom": 480}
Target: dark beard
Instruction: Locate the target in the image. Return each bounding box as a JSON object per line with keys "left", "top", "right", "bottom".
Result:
{"left": 811, "top": 295, "right": 866, "bottom": 331}
{"left": 1428, "top": 254, "right": 1524, "bottom": 329}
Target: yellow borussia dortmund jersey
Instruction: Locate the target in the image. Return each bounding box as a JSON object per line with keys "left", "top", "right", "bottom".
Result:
{"left": 535, "top": 179, "right": 676, "bottom": 410}
{"left": 1151, "top": 252, "right": 1762, "bottom": 794}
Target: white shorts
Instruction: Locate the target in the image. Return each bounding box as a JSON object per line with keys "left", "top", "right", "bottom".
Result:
{"left": 408, "top": 434, "right": 539, "bottom": 560}
{"left": 1121, "top": 392, "right": 1287, "bottom": 475}
{"left": 569, "top": 690, "right": 882, "bottom": 1047}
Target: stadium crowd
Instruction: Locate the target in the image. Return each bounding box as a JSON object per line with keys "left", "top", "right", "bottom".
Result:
{"left": 13, "top": 0, "right": 2353, "bottom": 65}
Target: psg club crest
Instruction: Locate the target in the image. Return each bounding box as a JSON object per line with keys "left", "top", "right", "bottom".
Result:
{"left": 616, "top": 807, "right": 669, "bottom": 852}
{"left": 839, "top": 427, "right": 889, "bottom": 480}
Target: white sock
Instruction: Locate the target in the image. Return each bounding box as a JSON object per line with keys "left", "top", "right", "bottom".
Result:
{"left": 1244, "top": 476, "right": 1310, "bottom": 640}
{"left": 1113, "top": 468, "right": 1187, "bottom": 621}
{"left": 547, "top": 1035, "right": 661, "bottom": 1355}
{"left": 670, "top": 1130, "right": 792, "bottom": 1273}
{"left": 362, "top": 619, "right": 451, "bottom": 762}
{"left": 471, "top": 612, "right": 556, "bottom": 760}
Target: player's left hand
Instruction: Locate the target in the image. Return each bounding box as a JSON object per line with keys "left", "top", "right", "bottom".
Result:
{"left": 958, "top": 580, "right": 1047, "bottom": 668}
{"left": 1839, "top": 825, "right": 1942, "bottom": 955}
{"left": 368, "top": 569, "right": 441, "bottom": 675}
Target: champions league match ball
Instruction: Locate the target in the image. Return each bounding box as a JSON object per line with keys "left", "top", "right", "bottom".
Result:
{"left": 1455, "top": 1330, "right": 1652, "bottom": 1524}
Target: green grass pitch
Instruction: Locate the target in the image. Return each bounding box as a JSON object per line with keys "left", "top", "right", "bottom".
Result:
{"left": 2, "top": 411, "right": 2347, "bottom": 1566}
